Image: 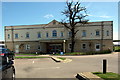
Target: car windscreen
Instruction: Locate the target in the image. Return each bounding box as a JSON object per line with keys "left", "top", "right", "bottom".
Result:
{"left": 0, "top": 49, "right": 6, "bottom": 54}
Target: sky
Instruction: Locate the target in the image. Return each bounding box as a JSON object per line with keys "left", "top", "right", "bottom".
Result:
{"left": 0, "top": 1, "right": 119, "bottom": 41}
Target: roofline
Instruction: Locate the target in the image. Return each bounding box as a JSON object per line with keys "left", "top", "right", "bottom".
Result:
{"left": 5, "top": 20, "right": 113, "bottom": 27}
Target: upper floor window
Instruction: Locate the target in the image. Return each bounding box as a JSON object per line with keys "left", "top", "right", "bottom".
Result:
{"left": 106, "top": 30, "right": 109, "bottom": 36}
{"left": 52, "top": 30, "right": 57, "bottom": 37}
{"left": 8, "top": 34, "right": 10, "bottom": 39}
{"left": 37, "top": 32, "right": 41, "bottom": 38}
{"left": 15, "top": 33, "right": 18, "bottom": 39}
{"left": 68, "top": 31, "right": 72, "bottom": 37}
{"left": 61, "top": 31, "right": 64, "bottom": 37}
{"left": 82, "top": 30, "right": 86, "bottom": 37}
{"left": 96, "top": 30, "right": 100, "bottom": 36}
{"left": 26, "top": 32, "right": 29, "bottom": 38}
{"left": 46, "top": 32, "right": 49, "bottom": 38}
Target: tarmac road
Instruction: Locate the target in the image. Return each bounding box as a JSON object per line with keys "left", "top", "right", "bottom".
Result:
{"left": 14, "top": 52, "right": 119, "bottom": 78}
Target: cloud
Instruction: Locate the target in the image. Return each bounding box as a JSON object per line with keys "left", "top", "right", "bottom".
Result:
{"left": 88, "top": 14, "right": 112, "bottom": 19}
{"left": 99, "top": 15, "right": 112, "bottom": 18}
{"left": 44, "top": 14, "right": 54, "bottom": 19}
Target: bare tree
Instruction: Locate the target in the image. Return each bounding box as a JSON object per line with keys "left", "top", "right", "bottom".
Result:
{"left": 61, "top": 0, "right": 88, "bottom": 52}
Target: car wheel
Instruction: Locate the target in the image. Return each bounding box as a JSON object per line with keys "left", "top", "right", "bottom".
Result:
{"left": 6, "top": 56, "right": 9, "bottom": 63}
{"left": 12, "top": 73, "right": 15, "bottom": 80}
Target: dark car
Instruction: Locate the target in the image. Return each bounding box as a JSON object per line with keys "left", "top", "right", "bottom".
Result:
{"left": 0, "top": 48, "right": 15, "bottom": 80}
{"left": 0, "top": 48, "right": 15, "bottom": 61}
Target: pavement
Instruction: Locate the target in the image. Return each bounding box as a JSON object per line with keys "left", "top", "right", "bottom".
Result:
{"left": 14, "top": 52, "right": 119, "bottom": 78}
{"left": 76, "top": 72, "right": 104, "bottom": 80}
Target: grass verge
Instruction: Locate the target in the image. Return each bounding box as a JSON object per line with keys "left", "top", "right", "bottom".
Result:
{"left": 57, "top": 57, "right": 66, "bottom": 60}
{"left": 15, "top": 56, "right": 49, "bottom": 59}
{"left": 15, "top": 53, "right": 39, "bottom": 55}
{"left": 93, "top": 72, "right": 120, "bottom": 80}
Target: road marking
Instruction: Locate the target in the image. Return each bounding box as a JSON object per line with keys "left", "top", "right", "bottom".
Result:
{"left": 32, "top": 61, "right": 34, "bottom": 63}
{"left": 35, "top": 67, "right": 60, "bottom": 70}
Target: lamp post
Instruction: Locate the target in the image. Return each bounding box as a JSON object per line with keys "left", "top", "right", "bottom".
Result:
{"left": 63, "top": 40, "right": 66, "bottom": 53}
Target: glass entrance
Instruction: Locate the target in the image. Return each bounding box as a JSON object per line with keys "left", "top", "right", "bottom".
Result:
{"left": 48, "top": 44, "right": 62, "bottom": 54}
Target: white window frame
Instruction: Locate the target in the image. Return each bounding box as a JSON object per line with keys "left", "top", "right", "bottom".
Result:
{"left": 68, "top": 31, "right": 72, "bottom": 37}
{"left": 15, "top": 33, "right": 18, "bottom": 39}
{"left": 95, "top": 44, "right": 100, "bottom": 51}
{"left": 46, "top": 32, "right": 49, "bottom": 38}
{"left": 81, "top": 43, "right": 87, "bottom": 49}
{"left": 82, "top": 30, "right": 86, "bottom": 37}
{"left": 38, "top": 45, "right": 41, "bottom": 50}
{"left": 25, "top": 44, "right": 30, "bottom": 50}
{"left": 37, "top": 32, "right": 41, "bottom": 38}
{"left": 96, "top": 30, "right": 100, "bottom": 36}
{"left": 52, "top": 30, "right": 57, "bottom": 37}
{"left": 61, "top": 31, "right": 64, "bottom": 37}
{"left": 106, "top": 30, "right": 109, "bottom": 36}
{"left": 26, "top": 32, "right": 30, "bottom": 38}
{"left": 8, "top": 34, "right": 10, "bottom": 39}
{"left": 68, "top": 43, "right": 72, "bottom": 50}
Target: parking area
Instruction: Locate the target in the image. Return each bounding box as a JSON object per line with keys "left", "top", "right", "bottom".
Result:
{"left": 14, "top": 53, "right": 119, "bottom": 78}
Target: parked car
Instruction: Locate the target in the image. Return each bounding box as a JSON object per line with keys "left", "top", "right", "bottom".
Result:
{"left": 0, "top": 48, "right": 15, "bottom": 61}
{"left": 0, "top": 47, "right": 15, "bottom": 80}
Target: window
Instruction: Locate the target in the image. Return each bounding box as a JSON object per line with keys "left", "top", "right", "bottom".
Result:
{"left": 52, "top": 30, "right": 57, "bottom": 37}
{"left": 106, "top": 30, "right": 109, "bottom": 36}
{"left": 15, "top": 33, "right": 18, "bottom": 39}
{"left": 25, "top": 44, "right": 30, "bottom": 50}
{"left": 82, "top": 43, "right": 86, "bottom": 49}
{"left": 68, "top": 43, "right": 72, "bottom": 50}
{"left": 8, "top": 34, "right": 10, "bottom": 39}
{"left": 46, "top": 32, "right": 49, "bottom": 38}
{"left": 26, "top": 32, "right": 29, "bottom": 38}
{"left": 68, "top": 31, "right": 72, "bottom": 37}
{"left": 61, "top": 31, "right": 64, "bottom": 37}
{"left": 38, "top": 45, "right": 40, "bottom": 50}
{"left": 96, "top": 30, "right": 100, "bottom": 36}
{"left": 95, "top": 44, "right": 100, "bottom": 51}
{"left": 38, "top": 32, "right": 41, "bottom": 38}
{"left": 82, "top": 30, "right": 86, "bottom": 37}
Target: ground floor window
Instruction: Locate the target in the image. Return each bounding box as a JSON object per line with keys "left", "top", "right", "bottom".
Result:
{"left": 95, "top": 44, "right": 100, "bottom": 51}
{"left": 25, "top": 44, "right": 30, "bottom": 50}
{"left": 68, "top": 43, "right": 72, "bottom": 50}
{"left": 38, "top": 45, "right": 40, "bottom": 50}
{"left": 82, "top": 43, "right": 87, "bottom": 49}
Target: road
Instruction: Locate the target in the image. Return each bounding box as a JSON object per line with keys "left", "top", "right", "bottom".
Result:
{"left": 14, "top": 52, "right": 119, "bottom": 78}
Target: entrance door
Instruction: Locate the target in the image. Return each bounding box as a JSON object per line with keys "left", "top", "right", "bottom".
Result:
{"left": 48, "top": 44, "right": 62, "bottom": 53}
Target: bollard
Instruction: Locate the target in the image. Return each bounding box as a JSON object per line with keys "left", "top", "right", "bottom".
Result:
{"left": 103, "top": 59, "right": 107, "bottom": 74}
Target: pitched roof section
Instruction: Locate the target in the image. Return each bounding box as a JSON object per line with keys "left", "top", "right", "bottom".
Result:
{"left": 45, "top": 19, "right": 63, "bottom": 28}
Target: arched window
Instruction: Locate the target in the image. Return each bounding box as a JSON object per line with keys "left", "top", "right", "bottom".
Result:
{"left": 52, "top": 30, "right": 57, "bottom": 37}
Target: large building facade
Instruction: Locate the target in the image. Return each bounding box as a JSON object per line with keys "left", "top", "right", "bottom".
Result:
{"left": 5, "top": 20, "right": 113, "bottom": 53}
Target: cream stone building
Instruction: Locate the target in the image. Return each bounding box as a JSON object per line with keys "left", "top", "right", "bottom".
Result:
{"left": 4, "top": 20, "right": 113, "bottom": 53}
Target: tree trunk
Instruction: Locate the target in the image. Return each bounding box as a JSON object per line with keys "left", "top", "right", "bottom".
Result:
{"left": 71, "top": 29, "right": 75, "bottom": 52}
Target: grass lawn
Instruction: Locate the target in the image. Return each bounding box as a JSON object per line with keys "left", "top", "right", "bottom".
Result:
{"left": 15, "top": 53, "right": 40, "bottom": 55}
{"left": 114, "top": 46, "right": 120, "bottom": 52}
{"left": 57, "top": 57, "right": 66, "bottom": 60}
{"left": 93, "top": 72, "right": 120, "bottom": 80}
{"left": 15, "top": 56, "right": 49, "bottom": 59}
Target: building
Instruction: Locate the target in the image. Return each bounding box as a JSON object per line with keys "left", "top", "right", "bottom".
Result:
{"left": 4, "top": 20, "right": 113, "bottom": 53}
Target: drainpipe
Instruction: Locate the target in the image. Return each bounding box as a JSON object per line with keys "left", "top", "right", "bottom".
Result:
{"left": 11, "top": 26, "right": 15, "bottom": 52}
{"left": 63, "top": 40, "right": 66, "bottom": 53}
{"left": 101, "top": 22, "right": 104, "bottom": 51}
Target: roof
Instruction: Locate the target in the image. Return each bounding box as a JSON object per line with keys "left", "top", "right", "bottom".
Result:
{"left": 5, "top": 19, "right": 113, "bottom": 28}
